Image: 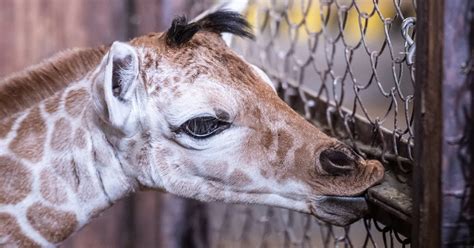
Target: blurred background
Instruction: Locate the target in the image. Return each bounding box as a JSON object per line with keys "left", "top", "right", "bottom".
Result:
{"left": 0, "top": 0, "right": 416, "bottom": 247}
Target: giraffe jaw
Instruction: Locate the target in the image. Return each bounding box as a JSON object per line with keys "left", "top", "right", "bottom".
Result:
{"left": 310, "top": 196, "right": 368, "bottom": 226}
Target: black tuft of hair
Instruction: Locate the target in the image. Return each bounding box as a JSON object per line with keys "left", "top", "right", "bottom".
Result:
{"left": 165, "top": 10, "right": 254, "bottom": 46}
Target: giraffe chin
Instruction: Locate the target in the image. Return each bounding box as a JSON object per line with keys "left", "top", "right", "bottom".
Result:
{"left": 310, "top": 196, "right": 368, "bottom": 226}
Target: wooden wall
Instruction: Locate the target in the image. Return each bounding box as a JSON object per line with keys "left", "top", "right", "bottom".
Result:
{"left": 0, "top": 1, "right": 208, "bottom": 247}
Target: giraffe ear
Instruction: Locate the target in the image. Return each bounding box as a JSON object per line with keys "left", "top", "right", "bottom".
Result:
{"left": 102, "top": 41, "right": 140, "bottom": 132}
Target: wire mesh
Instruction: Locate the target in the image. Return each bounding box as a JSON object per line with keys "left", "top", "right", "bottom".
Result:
{"left": 235, "top": 0, "right": 416, "bottom": 179}
{"left": 185, "top": 0, "right": 416, "bottom": 247}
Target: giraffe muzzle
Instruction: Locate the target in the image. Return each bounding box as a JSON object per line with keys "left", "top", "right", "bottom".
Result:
{"left": 319, "top": 149, "right": 356, "bottom": 176}
{"left": 311, "top": 195, "right": 368, "bottom": 226}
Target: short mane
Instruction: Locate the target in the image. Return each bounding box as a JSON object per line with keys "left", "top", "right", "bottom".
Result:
{"left": 0, "top": 46, "right": 107, "bottom": 118}
{"left": 165, "top": 10, "right": 254, "bottom": 46}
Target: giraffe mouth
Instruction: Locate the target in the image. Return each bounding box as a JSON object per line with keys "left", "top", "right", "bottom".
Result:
{"left": 310, "top": 195, "right": 368, "bottom": 226}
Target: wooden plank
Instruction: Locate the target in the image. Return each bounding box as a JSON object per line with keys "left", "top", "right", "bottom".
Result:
{"left": 413, "top": 0, "right": 443, "bottom": 246}
{"left": 0, "top": 0, "right": 128, "bottom": 77}
{"left": 132, "top": 0, "right": 167, "bottom": 36}
{"left": 131, "top": 0, "right": 199, "bottom": 37}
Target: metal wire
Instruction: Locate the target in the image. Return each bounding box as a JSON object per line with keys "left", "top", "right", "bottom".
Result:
{"left": 238, "top": 0, "right": 416, "bottom": 170}
{"left": 184, "top": 0, "right": 416, "bottom": 247}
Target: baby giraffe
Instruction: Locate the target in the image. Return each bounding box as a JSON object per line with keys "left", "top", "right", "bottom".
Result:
{"left": 0, "top": 11, "right": 384, "bottom": 247}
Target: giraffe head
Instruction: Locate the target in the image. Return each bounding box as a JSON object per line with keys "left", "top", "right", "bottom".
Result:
{"left": 91, "top": 11, "right": 384, "bottom": 226}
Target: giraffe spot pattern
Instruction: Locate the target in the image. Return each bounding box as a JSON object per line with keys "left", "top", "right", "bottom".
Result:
{"left": 276, "top": 130, "right": 294, "bottom": 164}
{"left": 260, "top": 168, "right": 271, "bottom": 179}
{"left": 65, "top": 88, "right": 89, "bottom": 117}
{"left": 73, "top": 128, "right": 87, "bottom": 149}
{"left": 0, "top": 156, "right": 32, "bottom": 204}
{"left": 260, "top": 128, "right": 273, "bottom": 150}
{"left": 201, "top": 161, "right": 228, "bottom": 182}
{"left": 39, "top": 168, "right": 68, "bottom": 204}
{"left": 26, "top": 202, "right": 77, "bottom": 243}
{"left": 50, "top": 118, "right": 72, "bottom": 152}
{"left": 228, "top": 169, "right": 252, "bottom": 187}
{"left": 0, "top": 213, "right": 40, "bottom": 248}
{"left": 294, "top": 145, "right": 310, "bottom": 170}
{"left": 44, "top": 93, "right": 61, "bottom": 114}
{"left": 0, "top": 115, "right": 17, "bottom": 139}
{"left": 9, "top": 107, "right": 47, "bottom": 162}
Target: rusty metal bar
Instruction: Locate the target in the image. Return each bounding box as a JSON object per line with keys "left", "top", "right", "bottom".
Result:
{"left": 414, "top": 0, "right": 474, "bottom": 247}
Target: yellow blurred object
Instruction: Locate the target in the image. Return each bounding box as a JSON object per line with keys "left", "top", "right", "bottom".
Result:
{"left": 245, "top": 2, "right": 259, "bottom": 32}
{"left": 343, "top": 0, "right": 395, "bottom": 45}
{"left": 287, "top": 0, "right": 322, "bottom": 33}
{"left": 244, "top": 0, "right": 396, "bottom": 44}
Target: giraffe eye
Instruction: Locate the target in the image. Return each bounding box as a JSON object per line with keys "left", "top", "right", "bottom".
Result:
{"left": 181, "top": 116, "right": 231, "bottom": 139}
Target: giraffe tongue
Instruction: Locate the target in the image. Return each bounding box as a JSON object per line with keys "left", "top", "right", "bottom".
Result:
{"left": 311, "top": 196, "right": 368, "bottom": 226}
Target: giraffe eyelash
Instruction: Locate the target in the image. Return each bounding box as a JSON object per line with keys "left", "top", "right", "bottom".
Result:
{"left": 178, "top": 116, "right": 231, "bottom": 139}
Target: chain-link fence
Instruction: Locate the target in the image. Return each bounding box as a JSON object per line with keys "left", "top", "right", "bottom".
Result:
{"left": 182, "top": 0, "right": 417, "bottom": 247}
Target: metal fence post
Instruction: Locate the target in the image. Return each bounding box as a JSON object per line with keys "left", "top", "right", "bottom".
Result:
{"left": 414, "top": 0, "right": 473, "bottom": 247}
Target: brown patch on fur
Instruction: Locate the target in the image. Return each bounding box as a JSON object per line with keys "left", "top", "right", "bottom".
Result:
{"left": 39, "top": 169, "right": 68, "bottom": 204}
{"left": 127, "top": 140, "right": 137, "bottom": 150}
{"left": 0, "top": 213, "right": 40, "bottom": 247}
{"left": 0, "top": 47, "right": 107, "bottom": 118}
{"left": 251, "top": 187, "right": 272, "bottom": 194}
{"left": 252, "top": 106, "right": 262, "bottom": 120}
{"left": 261, "top": 128, "right": 273, "bottom": 150}
{"left": 201, "top": 161, "right": 229, "bottom": 181}
{"left": 51, "top": 118, "right": 72, "bottom": 151}
{"left": 182, "top": 159, "right": 199, "bottom": 174}
{"left": 260, "top": 168, "right": 271, "bottom": 179}
{"left": 65, "top": 88, "right": 89, "bottom": 117}
{"left": 0, "top": 114, "right": 17, "bottom": 139}
{"left": 44, "top": 93, "right": 62, "bottom": 114}
{"left": 276, "top": 130, "right": 294, "bottom": 164}
{"left": 74, "top": 128, "right": 87, "bottom": 149}
{"left": 155, "top": 147, "right": 174, "bottom": 161}
{"left": 169, "top": 84, "right": 180, "bottom": 95}
{"left": 294, "top": 145, "right": 310, "bottom": 168}
{"left": 162, "top": 78, "right": 170, "bottom": 87}
{"left": 27, "top": 202, "right": 78, "bottom": 243}
{"left": 143, "top": 52, "right": 154, "bottom": 69}
{"left": 133, "top": 145, "right": 151, "bottom": 171}
{"left": 0, "top": 156, "right": 32, "bottom": 204}
{"left": 9, "top": 107, "right": 47, "bottom": 162}
{"left": 228, "top": 169, "right": 252, "bottom": 187}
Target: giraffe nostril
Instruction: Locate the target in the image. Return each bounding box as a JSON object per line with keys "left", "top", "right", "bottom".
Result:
{"left": 319, "top": 149, "right": 356, "bottom": 176}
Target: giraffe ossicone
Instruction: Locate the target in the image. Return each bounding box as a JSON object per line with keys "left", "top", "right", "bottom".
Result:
{"left": 0, "top": 11, "right": 384, "bottom": 247}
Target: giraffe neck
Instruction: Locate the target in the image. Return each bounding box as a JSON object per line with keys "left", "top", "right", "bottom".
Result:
{"left": 0, "top": 77, "right": 138, "bottom": 247}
